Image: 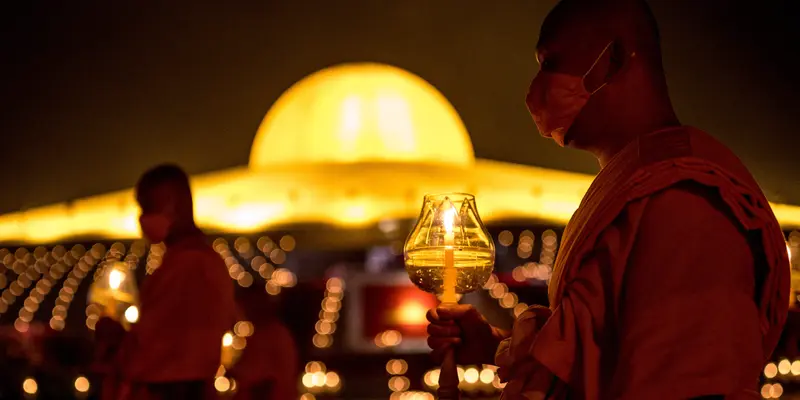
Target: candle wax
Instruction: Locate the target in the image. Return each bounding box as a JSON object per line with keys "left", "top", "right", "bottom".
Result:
{"left": 442, "top": 232, "right": 457, "bottom": 303}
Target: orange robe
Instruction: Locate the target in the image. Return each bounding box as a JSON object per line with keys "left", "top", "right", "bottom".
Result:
{"left": 95, "top": 233, "right": 237, "bottom": 399}
{"left": 496, "top": 127, "right": 789, "bottom": 400}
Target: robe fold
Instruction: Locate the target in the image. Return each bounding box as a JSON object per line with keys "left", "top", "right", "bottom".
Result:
{"left": 94, "top": 233, "right": 238, "bottom": 400}
{"left": 496, "top": 127, "right": 790, "bottom": 400}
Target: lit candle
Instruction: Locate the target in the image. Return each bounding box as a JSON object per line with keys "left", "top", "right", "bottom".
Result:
{"left": 442, "top": 207, "right": 457, "bottom": 303}
{"left": 108, "top": 269, "right": 124, "bottom": 291}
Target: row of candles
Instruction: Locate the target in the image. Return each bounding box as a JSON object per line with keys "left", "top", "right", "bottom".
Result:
{"left": 212, "top": 235, "right": 298, "bottom": 293}
{"left": 300, "top": 361, "right": 342, "bottom": 396}
{"left": 7, "top": 361, "right": 511, "bottom": 398}
{"left": 762, "top": 359, "right": 800, "bottom": 399}
{"left": 423, "top": 365, "right": 505, "bottom": 392}
{"left": 0, "top": 220, "right": 559, "bottom": 331}
{"left": 312, "top": 278, "right": 345, "bottom": 349}
{"left": 0, "top": 244, "right": 108, "bottom": 333}
{"left": 385, "top": 359, "right": 506, "bottom": 397}
{"left": 301, "top": 277, "right": 346, "bottom": 398}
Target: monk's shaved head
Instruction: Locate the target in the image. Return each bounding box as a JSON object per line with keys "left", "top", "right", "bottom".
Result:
{"left": 529, "top": 0, "right": 678, "bottom": 163}
{"left": 538, "top": 0, "right": 662, "bottom": 74}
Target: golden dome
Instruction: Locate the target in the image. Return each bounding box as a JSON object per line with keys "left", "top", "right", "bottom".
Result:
{"left": 249, "top": 63, "right": 475, "bottom": 169}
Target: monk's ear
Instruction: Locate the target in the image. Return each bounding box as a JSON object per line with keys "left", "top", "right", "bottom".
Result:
{"left": 606, "top": 40, "right": 626, "bottom": 80}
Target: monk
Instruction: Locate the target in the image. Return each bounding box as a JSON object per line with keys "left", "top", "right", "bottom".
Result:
{"left": 228, "top": 285, "right": 299, "bottom": 400}
{"left": 426, "top": 1, "right": 790, "bottom": 399}
{"left": 93, "top": 164, "right": 237, "bottom": 399}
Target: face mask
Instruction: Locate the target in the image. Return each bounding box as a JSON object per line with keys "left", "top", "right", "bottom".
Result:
{"left": 526, "top": 41, "right": 613, "bottom": 147}
{"left": 139, "top": 213, "right": 171, "bottom": 243}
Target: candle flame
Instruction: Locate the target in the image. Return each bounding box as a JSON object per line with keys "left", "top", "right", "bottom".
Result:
{"left": 108, "top": 269, "right": 124, "bottom": 290}
{"left": 443, "top": 207, "right": 456, "bottom": 235}
{"left": 222, "top": 332, "right": 234, "bottom": 347}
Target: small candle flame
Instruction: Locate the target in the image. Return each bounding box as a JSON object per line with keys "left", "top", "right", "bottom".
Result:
{"left": 222, "top": 332, "right": 234, "bottom": 347}
{"left": 108, "top": 269, "right": 124, "bottom": 290}
{"left": 443, "top": 207, "right": 456, "bottom": 235}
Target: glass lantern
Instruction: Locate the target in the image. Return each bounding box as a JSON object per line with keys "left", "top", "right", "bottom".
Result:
{"left": 88, "top": 260, "right": 139, "bottom": 327}
{"left": 404, "top": 193, "right": 495, "bottom": 304}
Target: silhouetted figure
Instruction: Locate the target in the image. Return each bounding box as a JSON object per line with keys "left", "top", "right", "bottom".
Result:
{"left": 94, "top": 164, "right": 237, "bottom": 400}
{"left": 228, "top": 285, "right": 298, "bottom": 400}
{"left": 427, "top": 1, "right": 790, "bottom": 399}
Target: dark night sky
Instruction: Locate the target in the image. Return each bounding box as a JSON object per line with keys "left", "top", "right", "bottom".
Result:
{"left": 1, "top": 0, "right": 799, "bottom": 215}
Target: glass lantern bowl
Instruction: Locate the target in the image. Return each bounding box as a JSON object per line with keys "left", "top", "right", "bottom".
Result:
{"left": 404, "top": 193, "right": 495, "bottom": 303}
{"left": 88, "top": 260, "right": 139, "bottom": 322}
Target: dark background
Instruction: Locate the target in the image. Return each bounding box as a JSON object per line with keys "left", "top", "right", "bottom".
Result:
{"left": 2, "top": 0, "right": 798, "bottom": 214}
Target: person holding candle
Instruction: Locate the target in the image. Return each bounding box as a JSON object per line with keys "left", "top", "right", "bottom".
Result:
{"left": 93, "top": 164, "right": 237, "bottom": 400}
{"left": 426, "top": 0, "right": 790, "bottom": 399}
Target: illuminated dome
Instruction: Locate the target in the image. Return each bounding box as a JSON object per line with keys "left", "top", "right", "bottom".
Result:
{"left": 249, "top": 63, "right": 475, "bottom": 169}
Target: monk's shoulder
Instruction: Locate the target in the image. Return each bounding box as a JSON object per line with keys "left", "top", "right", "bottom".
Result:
{"left": 636, "top": 180, "right": 744, "bottom": 238}
{"left": 622, "top": 180, "right": 754, "bottom": 289}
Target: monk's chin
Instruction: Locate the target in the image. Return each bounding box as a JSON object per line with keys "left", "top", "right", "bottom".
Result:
{"left": 551, "top": 131, "right": 567, "bottom": 147}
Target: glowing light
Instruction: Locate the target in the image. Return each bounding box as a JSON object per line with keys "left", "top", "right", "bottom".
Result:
{"left": 22, "top": 378, "right": 37, "bottom": 394}
{"left": 124, "top": 305, "right": 139, "bottom": 323}
{"left": 108, "top": 269, "right": 124, "bottom": 290}
{"left": 768, "top": 382, "right": 783, "bottom": 398}
{"left": 222, "top": 332, "right": 233, "bottom": 347}
{"left": 74, "top": 376, "right": 90, "bottom": 393}
{"left": 393, "top": 300, "right": 427, "bottom": 326}
{"left": 234, "top": 321, "right": 254, "bottom": 337}
{"left": 761, "top": 384, "right": 772, "bottom": 399}
{"left": 220, "top": 203, "right": 286, "bottom": 232}
{"left": 463, "top": 368, "right": 480, "bottom": 384}
{"left": 214, "top": 376, "right": 231, "bottom": 393}
{"left": 325, "top": 371, "right": 341, "bottom": 388}
{"left": 249, "top": 63, "right": 474, "bottom": 168}
{"left": 338, "top": 203, "right": 370, "bottom": 226}
{"left": 423, "top": 369, "right": 440, "bottom": 388}
{"left": 778, "top": 359, "right": 791, "bottom": 375}
{"left": 305, "top": 361, "right": 325, "bottom": 373}
{"left": 311, "top": 371, "right": 326, "bottom": 387}
{"left": 773, "top": 383, "right": 784, "bottom": 398}
{"left": 443, "top": 206, "right": 456, "bottom": 234}
{"left": 232, "top": 336, "right": 247, "bottom": 350}
{"left": 386, "top": 359, "right": 409, "bottom": 375}
{"left": 479, "top": 368, "right": 495, "bottom": 384}
{"left": 375, "top": 329, "right": 403, "bottom": 347}
{"left": 388, "top": 376, "right": 410, "bottom": 392}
